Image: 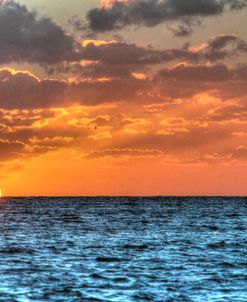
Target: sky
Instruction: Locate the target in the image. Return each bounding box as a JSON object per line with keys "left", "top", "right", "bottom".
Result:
{"left": 1, "top": 0, "right": 247, "bottom": 196}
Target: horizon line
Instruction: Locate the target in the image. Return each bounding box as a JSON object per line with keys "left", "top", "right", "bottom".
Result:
{"left": 1, "top": 195, "right": 247, "bottom": 198}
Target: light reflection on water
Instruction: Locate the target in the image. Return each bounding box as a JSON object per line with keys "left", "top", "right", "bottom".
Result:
{"left": 0, "top": 197, "right": 246, "bottom": 301}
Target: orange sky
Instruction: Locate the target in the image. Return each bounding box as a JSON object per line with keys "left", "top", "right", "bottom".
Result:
{"left": 0, "top": 0, "right": 247, "bottom": 196}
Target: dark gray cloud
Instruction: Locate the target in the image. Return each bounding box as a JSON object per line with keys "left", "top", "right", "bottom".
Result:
{"left": 84, "top": 0, "right": 247, "bottom": 34}
{"left": 0, "top": 68, "right": 149, "bottom": 109}
{"left": 0, "top": 1, "right": 246, "bottom": 73}
{"left": 81, "top": 41, "right": 163, "bottom": 65}
{"left": 0, "top": 0, "right": 81, "bottom": 65}
{"left": 48, "top": 41, "right": 163, "bottom": 78}
{"left": 48, "top": 34, "right": 247, "bottom": 80}
{"left": 156, "top": 34, "right": 247, "bottom": 63}
{"left": 157, "top": 63, "right": 231, "bottom": 82}
{"left": 154, "top": 62, "right": 247, "bottom": 99}
{"left": 0, "top": 0, "right": 246, "bottom": 73}
{"left": 0, "top": 69, "right": 68, "bottom": 108}
{"left": 199, "top": 34, "right": 247, "bottom": 61}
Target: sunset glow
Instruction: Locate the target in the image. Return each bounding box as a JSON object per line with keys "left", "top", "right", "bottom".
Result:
{"left": 0, "top": 0, "right": 247, "bottom": 196}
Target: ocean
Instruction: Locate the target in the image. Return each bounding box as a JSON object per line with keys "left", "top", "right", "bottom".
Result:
{"left": 0, "top": 197, "right": 246, "bottom": 301}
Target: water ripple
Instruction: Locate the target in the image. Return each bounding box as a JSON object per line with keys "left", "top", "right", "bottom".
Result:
{"left": 0, "top": 196, "right": 246, "bottom": 301}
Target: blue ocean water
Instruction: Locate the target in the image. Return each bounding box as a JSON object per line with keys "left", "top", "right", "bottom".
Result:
{"left": 0, "top": 197, "right": 246, "bottom": 302}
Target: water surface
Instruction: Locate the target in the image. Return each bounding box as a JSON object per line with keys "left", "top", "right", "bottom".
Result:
{"left": 0, "top": 197, "right": 246, "bottom": 301}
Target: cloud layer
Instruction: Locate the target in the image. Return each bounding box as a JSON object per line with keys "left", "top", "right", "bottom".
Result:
{"left": 84, "top": 0, "right": 247, "bottom": 34}
{"left": 0, "top": 0, "right": 80, "bottom": 65}
{"left": 1, "top": 0, "right": 247, "bottom": 195}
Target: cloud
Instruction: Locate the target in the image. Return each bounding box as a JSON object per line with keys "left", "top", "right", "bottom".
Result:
{"left": 206, "top": 103, "right": 247, "bottom": 121}
{"left": 55, "top": 34, "right": 247, "bottom": 75}
{"left": 0, "top": 0, "right": 245, "bottom": 72}
{"left": 0, "top": 138, "right": 25, "bottom": 161}
{"left": 68, "top": 113, "right": 144, "bottom": 129}
{"left": 0, "top": 68, "right": 149, "bottom": 109}
{"left": 87, "top": 148, "right": 163, "bottom": 158}
{"left": 47, "top": 40, "right": 164, "bottom": 78}
{"left": 232, "top": 145, "right": 247, "bottom": 159}
{"left": 0, "top": 0, "right": 81, "bottom": 65}
{"left": 155, "top": 34, "right": 247, "bottom": 63}
{"left": 0, "top": 68, "right": 68, "bottom": 109}
{"left": 0, "top": 30, "right": 246, "bottom": 114}
{"left": 158, "top": 117, "right": 191, "bottom": 135}
{"left": 2, "top": 59, "right": 247, "bottom": 111}
{"left": 0, "top": 108, "right": 57, "bottom": 129}
{"left": 47, "top": 34, "right": 247, "bottom": 84}
{"left": 80, "top": 40, "right": 163, "bottom": 65}
{"left": 186, "top": 34, "right": 247, "bottom": 61}
{"left": 84, "top": 0, "right": 247, "bottom": 34}
{"left": 157, "top": 63, "right": 231, "bottom": 82}
{"left": 154, "top": 62, "right": 247, "bottom": 99}
{"left": 0, "top": 106, "right": 93, "bottom": 163}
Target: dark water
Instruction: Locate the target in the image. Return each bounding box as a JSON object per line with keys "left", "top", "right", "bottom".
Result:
{"left": 0, "top": 197, "right": 246, "bottom": 302}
